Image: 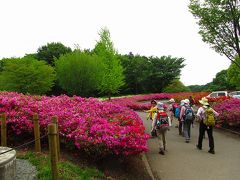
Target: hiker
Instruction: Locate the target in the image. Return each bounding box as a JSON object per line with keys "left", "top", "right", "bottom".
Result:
{"left": 146, "top": 100, "right": 158, "bottom": 137}
{"left": 196, "top": 97, "right": 219, "bottom": 154}
{"left": 176, "top": 100, "right": 185, "bottom": 135}
{"left": 152, "top": 102, "right": 171, "bottom": 155}
{"left": 180, "top": 99, "right": 195, "bottom": 143}
{"left": 167, "top": 98, "right": 176, "bottom": 126}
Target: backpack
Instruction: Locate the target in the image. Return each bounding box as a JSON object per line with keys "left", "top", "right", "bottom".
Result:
{"left": 156, "top": 111, "right": 169, "bottom": 130}
{"left": 204, "top": 108, "right": 215, "bottom": 126}
{"left": 174, "top": 107, "right": 180, "bottom": 118}
{"left": 171, "top": 103, "right": 178, "bottom": 114}
{"left": 184, "top": 106, "right": 195, "bottom": 122}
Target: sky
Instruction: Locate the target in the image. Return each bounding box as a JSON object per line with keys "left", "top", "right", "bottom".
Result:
{"left": 0, "top": 0, "right": 231, "bottom": 86}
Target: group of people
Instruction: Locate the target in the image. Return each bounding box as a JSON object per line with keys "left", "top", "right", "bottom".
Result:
{"left": 146, "top": 96, "right": 219, "bottom": 155}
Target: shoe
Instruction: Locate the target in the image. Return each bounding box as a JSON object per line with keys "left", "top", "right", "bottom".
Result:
{"left": 196, "top": 145, "right": 202, "bottom": 150}
{"left": 208, "top": 150, "right": 215, "bottom": 154}
{"left": 159, "top": 148, "right": 165, "bottom": 155}
{"left": 185, "top": 140, "right": 189, "bottom": 143}
{"left": 159, "top": 150, "right": 165, "bottom": 155}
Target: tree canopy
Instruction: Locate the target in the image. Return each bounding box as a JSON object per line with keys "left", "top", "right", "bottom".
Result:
{"left": 189, "top": 0, "right": 240, "bottom": 67}
{"left": 93, "top": 28, "right": 125, "bottom": 99}
{"left": 227, "top": 56, "right": 240, "bottom": 89}
{"left": 0, "top": 57, "right": 55, "bottom": 95}
{"left": 55, "top": 51, "right": 104, "bottom": 96}
{"left": 119, "top": 53, "right": 185, "bottom": 94}
{"left": 36, "top": 42, "right": 72, "bottom": 66}
{"left": 163, "top": 79, "right": 190, "bottom": 93}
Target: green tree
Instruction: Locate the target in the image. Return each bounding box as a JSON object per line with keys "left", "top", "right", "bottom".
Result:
{"left": 55, "top": 51, "right": 104, "bottom": 96}
{"left": 163, "top": 79, "right": 190, "bottom": 93}
{"left": 119, "top": 54, "right": 185, "bottom": 94}
{"left": 36, "top": 42, "right": 72, "bottom": 66}
{"left": 227, "top": 57, "right": 240, "bottom": 89}
{"left": 188, "top": 85, "right": 205, "bottom": 92}
{"left": 212, "top": 69, "right": 234, "bottom": 90}
{"left": 93, "top": 28, "right": 124, "bottom": 99}
{"left": 119, "top": 53, "right": 151, "bottom": 94}
{"left": 147, "top": 56, "right": 185, "bottom": 93}
{"left": 189, "top": 0, "right": 240, "bottom": 67}
{"left": 0, "top": 57, "right": 55, "bottom": 95}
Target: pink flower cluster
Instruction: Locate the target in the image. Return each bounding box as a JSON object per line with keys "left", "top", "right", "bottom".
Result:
{"left": 213, "top": 98, "right": 240, "bottom": 126}
{"left": 0, "top": 92, "right": 149, "bottom": 156}
{"left": 109, "top": 93, "right": 172, "bottom": 110}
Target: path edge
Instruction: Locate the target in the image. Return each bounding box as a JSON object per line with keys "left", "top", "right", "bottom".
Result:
{"left": 141, "top": 153, "right": 156, "bottom": 180}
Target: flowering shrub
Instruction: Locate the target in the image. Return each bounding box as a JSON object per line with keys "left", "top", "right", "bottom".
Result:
{"left": 213, "top": 98, "right": 240, "bottom": 126}
{"left": 0, "top": 92, "right": 149, "bottom": 156}
{"left": 109, "top": 92, "right": 209, "bottom": 110}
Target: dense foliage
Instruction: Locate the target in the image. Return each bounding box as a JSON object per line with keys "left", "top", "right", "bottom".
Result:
{"left": 227, "top": 57, "right": 240, "bottom": 89}
{"left": 93, "top": 28, "right": 125, "bottom": 99}
{"left": 189, "top": 0, "right": 240, "bottom": 67}
{"left": 163, "top": 79, "right": 190, "bottom": 93}
{"left": 36, "top": 42, "right": 72, "bottom": 66}
{"left": 0, "top": 92, "right": 149, "bottom": 157}
{"left": 119, "top": 53, "right": 185, "bottom": 94}
{"left": 0, "top": 57, "right": 55, "bottom": 95}
{"left": 55, "top": 51, "right": 104, "bottom": 96}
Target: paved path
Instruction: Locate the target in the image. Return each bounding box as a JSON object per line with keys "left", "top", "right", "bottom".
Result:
{"left": 137, "top": 111, "right": 240, "bottom": 180}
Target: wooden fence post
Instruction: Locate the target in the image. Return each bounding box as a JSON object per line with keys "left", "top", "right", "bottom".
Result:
{"left": 33, "top": 113, "right": 41, "bottom": 152}
{"left": 51, "top": 116, "right": 60, "bottom": 161}
{"left": 48, "top": 123, "right": 59, "bottom": 180}
{"left": 1, "top": 113, "right": 7, "bottom": 147}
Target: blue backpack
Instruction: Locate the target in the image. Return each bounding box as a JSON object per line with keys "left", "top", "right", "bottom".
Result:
{"left": 184, "top": 106, "right": 194, "bottom": 122}
{"left": 175, "top": 107, "right": 180, "bottom": 118}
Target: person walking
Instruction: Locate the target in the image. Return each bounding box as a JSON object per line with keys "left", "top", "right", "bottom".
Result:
{"left": 180, "top": 99, "right": 195, "bottom": 143}
{"left": 152, "top": 102, "right": 171, "bottom": 155}
{"left": 177, "top": 100, "right": 185, "bottom": 136}
{"left": 146, "top": 100, "right": 158, "bottom": 137}
{"left": 167, "top": 98, "right": 175, "bottom": 126}
{"left": 196, "top": 97, "right": 219, "bottom": 154}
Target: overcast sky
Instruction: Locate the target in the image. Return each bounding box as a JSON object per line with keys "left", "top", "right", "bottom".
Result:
{"left": 0, "top": 0, "right": 231, "bottom": 86}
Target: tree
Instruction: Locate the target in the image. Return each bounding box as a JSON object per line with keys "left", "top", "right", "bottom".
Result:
{"left": 147, "top": 56, "right": 185, "bottom": 93}
{"left": 227, "top": 56, "right": 240, "bottom": 89}
{"left": 36, "top": 42, "right": 72, "bottom": 66}
{"left": 93, "top": 28, "right": 125, "bottom": 99}
{"left": 119, "top": 54, "right": 185, "bottom": 94}
{"left": 0, "top": 57, "right": 55, "bottom": 95}
{"left": 212, "top": 69, "right": 234, "bottom": 90}
{"left": 189, "top": 0, "right": 240, "bottom": 67}
{"left": 119, "top": 53, "right": 151, "bottom": 94}
{"left": 55, "top": 51, "right": 104, "bottom": 96}
{"left": 163, "top": 79, "right": 191, "bottom": 93}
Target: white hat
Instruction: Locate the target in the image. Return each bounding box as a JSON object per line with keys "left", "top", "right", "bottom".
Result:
{"left": 184, "top": 99, "right": 190, "bottom": 104}
{"left": 169, "top": 98, "right": 175, "bottom": 103}
{"left": 180, "top": 100, "right": 185, "bottom": 106}
{"left": 156, "top": 102, "right": 164, "bottom": 110}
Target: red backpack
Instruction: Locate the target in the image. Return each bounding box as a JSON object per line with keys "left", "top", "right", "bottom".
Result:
{"left": 156, "top": 111, "right": 169, "bottom": 130}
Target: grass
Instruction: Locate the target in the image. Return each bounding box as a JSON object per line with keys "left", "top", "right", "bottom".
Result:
{"left": 17, "top": 151, "right": 105, "bottom": 180}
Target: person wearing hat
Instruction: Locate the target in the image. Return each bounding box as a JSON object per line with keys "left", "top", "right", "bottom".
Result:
{"left": 180, "top": 99, "right": 195, "bottom": 143}
{"left": 167, "top": 98, "right": 176, "bottom": 126}
{"left": 152, "top": 102, "right": 171, "bottom": 155}
{"left": 145, "top": 100, "right": 158, "bottom": 137}
{"left": 196, "top": 97, "right": 219, "bottom": 154}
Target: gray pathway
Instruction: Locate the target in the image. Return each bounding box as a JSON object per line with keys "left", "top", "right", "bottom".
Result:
{"left": 138, "top": 111, "right": 240, "bottom": 180}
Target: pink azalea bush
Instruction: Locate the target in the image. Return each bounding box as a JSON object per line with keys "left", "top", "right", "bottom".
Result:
{"left": 109, "top": 92, "right": 209, "bottom": 110}
{"left": 213, "top": 98, "right": 240, "bottom": 126}
{"left": 0, "top": 92, "right": 149, "bottom": 156}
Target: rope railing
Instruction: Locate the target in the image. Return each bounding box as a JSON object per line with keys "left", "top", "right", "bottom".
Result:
{"left": 0, "top": 134, "right": 48, "bottom": 156}
{"left": 0, "top": 113, "right": 60, "bottom": 179}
